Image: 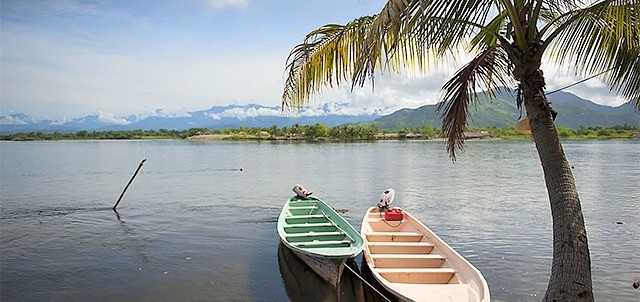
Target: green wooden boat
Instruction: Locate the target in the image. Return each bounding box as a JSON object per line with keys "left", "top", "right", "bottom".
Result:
{"left": 277, "top": 195, "right": 364, "bottom": 288}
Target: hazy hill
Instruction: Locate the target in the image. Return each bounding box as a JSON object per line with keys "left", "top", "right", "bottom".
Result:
{"left": 0, "top": 104, "right": 380, "bottom": 134}
{"left": 372, "top": 90, "right": 638, "bottom": 130}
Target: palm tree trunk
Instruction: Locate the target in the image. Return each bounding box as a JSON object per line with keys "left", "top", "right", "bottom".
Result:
{"left": 521, "top": 69, "right": 594, "bottom": 302}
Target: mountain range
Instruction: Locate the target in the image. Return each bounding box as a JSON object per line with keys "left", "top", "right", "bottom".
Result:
{"left": 0, "top": 104, "right": 382, "bottom": 134}
{"left": 372, "top": 90, "right": 638, "bottom": 130}
{"left": 1, "top": 90, "right": 637, "bottom": 134}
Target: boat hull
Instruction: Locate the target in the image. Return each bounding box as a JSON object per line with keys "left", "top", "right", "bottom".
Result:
{"left": 361, "top": 207, "right": 490, "bottom": 302}
{"left": 290, "top": 248, "right": 346, "bottom": 288}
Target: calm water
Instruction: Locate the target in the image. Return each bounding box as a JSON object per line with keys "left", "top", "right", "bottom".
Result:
{"left": 1, "top": 140, "right": 638, "bottom": 301}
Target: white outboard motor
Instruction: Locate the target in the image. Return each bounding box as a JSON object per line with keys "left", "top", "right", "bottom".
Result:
{"left": 293, "top": 184, "right": 313, "bottom": 199}
{"left": 377, "top": 188, "right": 395, "bottom": 210}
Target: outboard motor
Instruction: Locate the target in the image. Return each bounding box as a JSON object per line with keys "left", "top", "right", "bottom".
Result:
{"left": 293, "top": 184, "right": 313, "bottom": 199}
{"left": 377, "top": 188, "right": 403, "bottom": 221}
{"left": 377, "top": 188, "right": 395, "bottom": 210}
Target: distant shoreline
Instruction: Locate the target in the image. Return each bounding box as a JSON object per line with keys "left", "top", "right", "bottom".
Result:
{"left": 2, "top": 125, "right": 638, "bottom": 141}
{"left": 184, "top": 131, "right": 493, "bottom": 141}
{"left": 2, "top": 136, "right": 638, "bottom": 142}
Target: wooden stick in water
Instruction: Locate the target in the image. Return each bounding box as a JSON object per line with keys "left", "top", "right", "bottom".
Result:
{"left": 113, "top": 159, "right": 146, "bottom": 210}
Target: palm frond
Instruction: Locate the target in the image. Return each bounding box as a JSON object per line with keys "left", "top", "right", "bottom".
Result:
{"left": 469, "top": 10, "right": 509, "bottom": 51}
{"left": 437, "top": 45, "right": 513, "bottom": 160}
{"left": 544, "top": 0, "right": 640, "bottom": 104}
{"left": 544, "top": 0, "right": 583, "bottom": 14}
{"left": 353, "top": 0, "right": 496, "bottom": 88}
{"left": 352, "top": 0, "right": 416, "bottom": 88}
{"left": 282, "top": 16, "right": 374, "bottom": 111}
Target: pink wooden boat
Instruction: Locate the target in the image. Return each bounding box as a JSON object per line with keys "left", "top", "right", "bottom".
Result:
{"left": 361, "top": 207, "right": 490, "bottom": 302}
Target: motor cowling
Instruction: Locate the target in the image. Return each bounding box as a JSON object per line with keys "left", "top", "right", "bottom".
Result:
{"left": 292, "top": 184, "right": 312, "bottom": 199}
{"left": 377, "top": 188, "right": 395, "bottom": 209}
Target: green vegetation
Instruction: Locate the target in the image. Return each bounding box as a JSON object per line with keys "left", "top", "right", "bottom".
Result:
{"left": 1, "top": 129, "right": 185, "bottom": 141}
{"left": 482, "top": 124, "right": 639, "bottom": 140}
{"left": 371, "top": 94, "right": 640, "bottom": 130}
{"left": 2, "top": 124, "right": 637, "bottom": 141}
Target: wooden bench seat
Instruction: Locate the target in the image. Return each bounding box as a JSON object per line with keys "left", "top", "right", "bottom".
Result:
{"left": 388, "top": 284, "right": 472, "bottom": 300}
{"left": 365, "top": 232, "right": 423, "bottom": 236}
{"left": 287, "top": 214, "right": 325, "bottom": 219}
{"left": 376, "top": 268, "right": 457, "bottom": 284}
{"left": 365, "top": 232, "right": 424, "bottom": 242}
{"left": 285, "top": 215, "right": 328, "bottom": 224}
{"left": 291, "top": 240, "right": 351, "bottom": 248}
{"left": 285, "top": 231, "right": 344, "bottom": 238}
{"left": 367, "top": 242, "right": 435, "bottom": 254}
{"left": 370, "top": 254, "right": 446, "bottom": 268}
{"left": 285, "top": 222, "right": 333, "bottom": 228}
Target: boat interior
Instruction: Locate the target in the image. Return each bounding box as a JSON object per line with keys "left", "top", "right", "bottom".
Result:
{"left": 283, "top": 200, "right": 354, "bottom": 249}
{"left": 364, "top": 210, "right": 459, "bottom": 285}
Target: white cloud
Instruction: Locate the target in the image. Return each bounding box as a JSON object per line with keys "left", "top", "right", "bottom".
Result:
{"left": 304, "top": 70, "right": 451, "bottom": 116}
{"left": 0, "top": 23, "right": 286, "bottom": 119}
{"left": 0, "top": 115, "right": 28, "bottom": 125}
{"left": 50, "top": 117, "right": 71, "bottom": 125}
{"left": 97, "top": 112, "right": 131, "bottom": 125}
{"left": 541, "top": 63, "right": 627, "bottom": 107}
{"left": 208, "top": 107, "right": 282, "bottom": 119}
{"left": 141, "top": 109, "right": 193, "bottom": 119}
{"left": 208, "top": 0, "right": 248, "bottom": 11}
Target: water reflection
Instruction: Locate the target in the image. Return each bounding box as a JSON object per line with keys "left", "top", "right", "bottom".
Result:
{"left": 277, "top": 243, "right": 397, "bottom": 302}
{"left": 112, "top": 209, "right": 149, "bottom": 265}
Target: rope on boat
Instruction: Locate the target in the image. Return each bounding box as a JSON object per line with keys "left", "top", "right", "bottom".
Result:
{"left": 342, "top": 263, "right": 392, "bottom": 302}
{"left": 379, "top": 211, "right": 402, "bottom": 228}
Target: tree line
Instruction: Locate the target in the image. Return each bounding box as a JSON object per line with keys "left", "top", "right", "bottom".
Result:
{"left": 1, "top": 123, "right": 637, "bottom": 141}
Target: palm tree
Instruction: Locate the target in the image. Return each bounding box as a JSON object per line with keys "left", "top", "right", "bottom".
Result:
{"left": 282, "top": 1, "right": 639, "bottom": 301}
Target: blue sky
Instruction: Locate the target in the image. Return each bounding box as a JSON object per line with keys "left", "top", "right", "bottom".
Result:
{"left": 0, "top": 0, "right": 628, "bottom": 120}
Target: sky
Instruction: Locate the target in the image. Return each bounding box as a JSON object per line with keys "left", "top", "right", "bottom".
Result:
{"left": 0, "top": 0, "right": 630, "bottom": 120}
